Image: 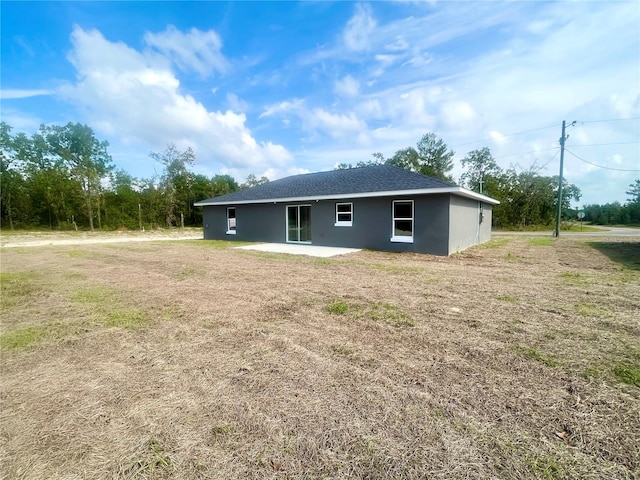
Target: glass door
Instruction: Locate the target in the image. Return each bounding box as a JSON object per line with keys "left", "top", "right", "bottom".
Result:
{"left": 287, "top": 205, "right": 311, "bottom": 243}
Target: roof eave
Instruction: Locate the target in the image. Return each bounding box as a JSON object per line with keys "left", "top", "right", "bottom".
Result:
{"left": 194, "top": 187, "right": 500, "bottom": 207}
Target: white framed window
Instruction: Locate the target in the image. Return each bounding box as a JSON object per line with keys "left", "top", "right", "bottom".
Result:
{"left": 226, "top": 207, "right": 236, "bottom": 234}
{"left": 390, "top": 200, "right": 413, "bottom": 243}
{"left": 335, "top": 202, "right": 353, "bottom": 226}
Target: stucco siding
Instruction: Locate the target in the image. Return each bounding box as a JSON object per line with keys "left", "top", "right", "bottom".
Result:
{"left": 203, "top": 203, "right": 285, "bottom": 242}
{"left": 309, "top": 196, "right": 450, "bottom": 255}
{"left": 448, "top": 195, "right": 491, "bottom": 254}
{"left": 201, "top": 195, "right": 452, "bottom": 255}
{"left": 202, "top": 207, "right": 227, "bottom": 240}
{"left": 479, "top": 203, "right": 493, "bottom": 243}
{"left": 414, "top": 195, "right": 450, "bottom": 256}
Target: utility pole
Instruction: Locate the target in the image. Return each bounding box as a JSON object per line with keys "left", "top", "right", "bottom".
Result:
{"left": 554, "top": 120, "right": 575, "bottom": 238}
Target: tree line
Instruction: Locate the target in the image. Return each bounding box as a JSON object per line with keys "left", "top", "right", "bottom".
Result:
{"left": 0, "top": 122, "right": 265, "bottom": 231}
{"left": 339, "top": 133, "right": 594, "bottom": 228}
{"left": 581, "top": 180, "right": 640, "bottom": 225}
{"left": 1, "top": 122, "right": 637, "bottom": 231}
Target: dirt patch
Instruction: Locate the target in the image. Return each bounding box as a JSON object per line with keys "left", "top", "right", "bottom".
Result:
{"left": 1, "top": 234, "right": 638, "bottom": 479}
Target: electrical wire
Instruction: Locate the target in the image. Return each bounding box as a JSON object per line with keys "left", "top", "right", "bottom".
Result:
{"left": 451, "top": 123, "right": 559, "bottom": 148}
{"left": 577, "top": 117, "right": 640, "bottom": 124}
{"left": 492, "top": 146, "right": 559, "bottom": 160}
{"left": 452, "top": 117, "right": 639, "bottom": 150}
{"left": 564, "top": 149, "right": 640, "bottom": 172}
{"left": 568, "top": 141, "right": 640, "bottom": 147}
{"left": 538, "top": 149, "right": 561, "bottom": 170}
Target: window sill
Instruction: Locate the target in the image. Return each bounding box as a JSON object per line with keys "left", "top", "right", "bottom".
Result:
{"left": 334, "top": 222, "right": 353, "bottom": 227}
{"left": 390, "top": 236, "right": 413, "bottom": 243}
{"left": 226, "top": 230, "right": 237, "bottom": 235}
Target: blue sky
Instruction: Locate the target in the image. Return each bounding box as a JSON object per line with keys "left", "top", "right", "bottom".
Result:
{"left": 1, "top": 1, "right": 639, "bottom": 206}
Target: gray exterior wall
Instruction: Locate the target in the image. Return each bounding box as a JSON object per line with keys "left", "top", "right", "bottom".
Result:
{"left": 203, "top": 203, "right": 286, "bottom": 243}
{"left": 480, "top": 202, "right": 493, "bottom": 244}
{"left": 202, "top": 194, "right": 481, "bottom": 256}
{"left": 311, "top": 195, "right": 451, "bottom": 255}
{"left": 447, "top": 196, "right": 493, "bottom": 254}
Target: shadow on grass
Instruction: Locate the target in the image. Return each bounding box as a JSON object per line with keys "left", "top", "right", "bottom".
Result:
{"left": 588, "top": 242, "right": 640, "bottom": 270}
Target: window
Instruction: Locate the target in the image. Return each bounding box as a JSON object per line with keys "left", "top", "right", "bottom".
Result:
{"left": 391, "top": 200, "right": 413, "bottom": 243}
{"left": 226, "top": 207, "right": 236, "bottom": 234}
{"left": 335, "top": 202, "right": 353, "bottom": 226}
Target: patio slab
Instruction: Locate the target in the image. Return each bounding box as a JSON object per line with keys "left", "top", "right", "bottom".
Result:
{"left": 234, "top": 243, "right": 361, "bottom": 258}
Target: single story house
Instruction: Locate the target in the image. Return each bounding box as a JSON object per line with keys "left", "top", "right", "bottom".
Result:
{"left": 194, "top": 165, "right": 499, "bottom": 256}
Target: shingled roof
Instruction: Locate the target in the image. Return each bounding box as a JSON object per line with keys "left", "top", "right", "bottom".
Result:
{"left": 194, "top": 165, "right": 499, "bottom": 206}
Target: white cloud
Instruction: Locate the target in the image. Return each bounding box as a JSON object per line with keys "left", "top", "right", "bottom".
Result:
{"left": 143, "top": 25, "right": 229, "bottom": 77}
{"left": 334, "top": 75, "right": 360, "bottom": 97}
{"left": 356, "top": 99, "right": 383, "bottom": 119}
{"left": 310, "top": 109, "right": 366, "bottom": 138}
{"left": 262, "top": 165, "right": 311, "bottom": 180}
{"left": 0, "top": 108, "right": 42, "bottom": 132}
{"left": 261, "top": 97, "right": 368, "bottom": 140}
{"left": 384, "top": 36, "right": 408, "bottom": 52}
{"left": 372, "top": 54, "right": 401, "bottom": 76}
{"left": 343, "top": 4, "right": 376, "bottom": 52}
{"left": 402, "top": 51, "right": 432, "bottom": 68}
{"left": 8, "top": 2, "right": 634, "bottom": 205}
{"left": 526, "top": 19, "right": 554, "bottom": 35}
{"left": 59, "top": 26, "right": 292, "bottom": 172}
{"left": 489, "top": 131, "right": 508, "bottom": 147}
{"left": 226, "top": 93, "right": 249, "bottom": 112}
{"left": 259, "top": 99, "right": 305, "bottom": 119}
{"left": 0, "top": 89, "right": 53, "bottom": 99}
{"left": 439, "top": 101, "right": 477, "bottom": 130}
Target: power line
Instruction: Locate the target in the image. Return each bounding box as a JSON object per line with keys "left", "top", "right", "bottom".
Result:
{"left": 577, "top": 117, "right": 640, "bottom": 124}
{"left": 538, "top": 149, "right": 560, "bottom": 170}
{"left": 569, "top": 141, "right": 640, "bottom": 147}
{"left": 492, "top": 146, "right": 558, "bottom": 160}
{"left": 451, "top": 123, "right": 559, "bottom": 148}
{"left": 452, "top": 117, "right": 640, "bottom": 150}
{"left": 565, "top": 149, "right": 640, "bottom": 172}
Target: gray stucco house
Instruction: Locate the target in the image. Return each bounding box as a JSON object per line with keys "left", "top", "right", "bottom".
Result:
{"left": 194, "top": 165, "right": 499, "bottom": 256}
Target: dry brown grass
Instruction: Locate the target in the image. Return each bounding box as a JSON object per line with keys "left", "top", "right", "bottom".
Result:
{"left": 1, "top": 234, "right": 639, "bottom": 479}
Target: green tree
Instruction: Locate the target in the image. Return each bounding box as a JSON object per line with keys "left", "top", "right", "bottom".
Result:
{"left": 386, "top": 147, "right": 420, "bottom": 172}
{"left": 552, "top": 176, "right": 581, "bottom": 212}
{"left": 102, "top": 169, "right": 143, "bottom": 229}
{"left": 138, "top": 176, "right": 164, "bottom": 229}
{"left": 626, "top": 180, "right": 640, "bottom": 203}
{"left": 383, "top": 133, "right": 455, "bottom": 182}
{"left": 150, "top": 144, "right": 195, "bottom": 227}
{"left": 460, "top": 147, "right": 502, "bottom": 195}
{"left": 242, "top": 174, "right": 269, "bottom": 189}
{"left": 26, "top": 129, "right": 83, "bottom": 229}
{"left": 210, "top": 174, "right": 239, "bottom": 197}
{"left": 415, "top": 133, "right": 455, "bottom": 181}
{"left": 45, "top": 123, "right": 113, "bottom": 230}
{"left": 491, "top": 165, "right": 581, "bottom": 228}
{"left": 336, "top": 154, "right": 386, "bottom": 170}
{"left": 0, "top": 122, "right": 21, "bottom": 229}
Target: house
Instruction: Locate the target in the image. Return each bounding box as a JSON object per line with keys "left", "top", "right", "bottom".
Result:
{"left": 194, "top": 165, "right": 499, "bottom": 256}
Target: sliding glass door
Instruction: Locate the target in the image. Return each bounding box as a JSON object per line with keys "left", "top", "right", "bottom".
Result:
{"left": 287, "top": 205, "right": 311, "bottom": 243}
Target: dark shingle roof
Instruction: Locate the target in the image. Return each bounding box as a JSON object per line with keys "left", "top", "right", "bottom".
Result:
{"left": 195, "top": 165, "right": 457, "bottom": 205}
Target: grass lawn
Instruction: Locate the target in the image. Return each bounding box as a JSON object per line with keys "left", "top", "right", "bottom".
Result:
{"left": 1, "top": 234, "right": 638, "bottom": 479}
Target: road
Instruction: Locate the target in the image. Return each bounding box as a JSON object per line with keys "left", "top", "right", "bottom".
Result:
{"left": 493, "top": 227, "right": 640, "bottom": 238}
